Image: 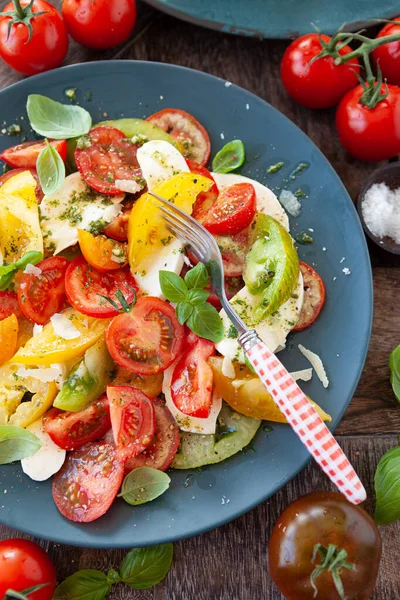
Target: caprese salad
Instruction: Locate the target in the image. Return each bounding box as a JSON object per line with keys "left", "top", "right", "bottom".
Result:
{"left": 0, "top": 97, "right": 328, "bottom": 523}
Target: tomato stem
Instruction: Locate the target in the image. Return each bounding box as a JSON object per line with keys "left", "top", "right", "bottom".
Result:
{"left": 310, "top": 543, "right": 355, "bottom": 600}
{"left": 335, "top": 29, "right": 400, "bottom": 65}
{"left": 0, "top": 0, "right": 47, "bottom": 43}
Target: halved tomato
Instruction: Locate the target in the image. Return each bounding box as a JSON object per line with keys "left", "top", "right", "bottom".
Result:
{"left": 202, "top": 183, "right": 256, "bottom": 235}
{"left": 293, "top": 262, "right": 326, "bottom": 331}
{"left": 0, "top": 140, "right": 67, "bottom": 169}
{"left": 125, "top": 398, "right": 180, "bottom": 472}
{"left": 111, "top": 366, "right": 164, "bottom": 398}
{"left": 43, "top": 395, "right": 111, "bottom": 451}
{"left": 78, "top": 229, "right": 128, "bottom": 272}
{"left": 75, "top": 126, "right": 143, "bottom": 195}
{"left": 0, "top": 291, "right": 23, "bottom": 319}
{"left": 52, "top": 442, "right": 124, "bottom": 522}
{"left": 107, "top": 385, "right": 156, "bottom": 462}
{"left": 146, "top": 108, "right": 210, "bottom": 165}
{"left": 103, "top": 199, "right": 135, "bottom": 241}
{"left": 0, "top": 313, "right": 18, "bottom": 365}
{"left": 171, "top": 332, "right": 215, "bottom": 418}
{"left": 0, "top": 167, "right": 43, "bottom": 202}
{"left": 187, "top": 228, "right": 250, "bottom": 277}
{"left": 17, "top": 256, "right": 69, "bottom": 325}
{"left": 187, "top": 159, "right": 218, "bottom": 223}
{"left": 106, "top": 296, "right": 185, "bottom": 375}
{"left": 65, "top": 256, "right": 138, "bottom": 318}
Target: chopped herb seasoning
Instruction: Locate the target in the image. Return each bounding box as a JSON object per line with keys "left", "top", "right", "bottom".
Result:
{"left": 289, "top": 162, "right": 309, "bottom": 180}
{"left": 85, "top": 91, "right": 93, "bottom": 101}
{"left": 77, "top": 134, "right": 92, "bottom": 150}
{"left": 294, "top": 189, "right": 306, "bottom": 197}
{"left": 227, "top": 324, "right": 238, "bottom": 339}
{"left": 7, "top": 124, "right": 22, "bottom": 136}
{"left": 160, "top": 236, "right": 173, "bottom": 246}
{"left": 87, "top": 218, "right": 107, "bottom": 236}
{"left": 267, "top": 161, "right": 284, "bottom": 174}
{"left": 65, "top": 88, "right": 77, "bottom": 102}
{"left": 295, "top": 232, "right": 313, "bottom": 244}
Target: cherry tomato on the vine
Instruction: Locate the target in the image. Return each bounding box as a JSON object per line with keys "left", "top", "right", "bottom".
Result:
{"left": 372, "top": 17, "right": 400, "bottom": 86}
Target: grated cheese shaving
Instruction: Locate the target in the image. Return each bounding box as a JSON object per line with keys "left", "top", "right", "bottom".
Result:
{"left": 222, "top": 355, "right": 236, "bottom": 378}
{"left": 279, "top": 189, "right": 302, "bottom": 217}
{"left": 298, "top": 344, "right": 329, "bottom": 388}
{"left": 115, "top": 179, "right": 143, "bottom": 194}
{"left": 50, "top": 313, "right": 80, "bottom": 340}
{"left": 290, "top": 368, "right": 313, "bottom": 382}
{"left": 16, "top": 365, "right": 64, "bottom": 383}
{"left": 24, "top": 264, "right": 42, "bottom": 276}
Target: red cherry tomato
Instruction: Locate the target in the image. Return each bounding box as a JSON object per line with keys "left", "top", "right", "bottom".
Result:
{"left": 0, "top": 0, "right": 68, "bottom": 76}
{"left": 171, "top": 333, "right": 215, "bottom": 418}
{"left": 187, "top": 228, "right": 250, "bottom": 277}
{"left": 202, "top": 183, "right": 256, "bottom": 235}
{"left": 43, "top": 396, "right": 111, "bottom": 451}
{"left": 106, "top": 296, "right": 185, "bottom": 375}
{"left": 0, "top": 167, "right": 43, "bottom": 202}
{"left": 187, "top": 159, "right": 219, "bottom": 223}
{"left": 107, "top": 385, "right": 156, "bottom": 462}
{"left": 103, "top": 200, "right": 135, "bottom": 242}
{"left": 65, "top": 256, "right": 138, "bottom": 318}
{"left": 62, "top": 0, "right": 136, "bottom": 50}
{"left": 1, "top": 139, "right": 67, "bottom": 169}
{"left": 373, "top": 18, "right": 400, "bottom": 86}
{"left": 0, "top": 291, "right": 23, "bottom": 319}
{"left": 336, "top": 83, "right": 400, "bottom": 161}
{"left": 146, "top": 108, "right": 211, "bottom": 166}
{"left": 281, "top": 34, "right": 360, "bottom": 109}
{"left": 52, "top": 442, "right": 124, "bottom": 522}
{"left": 17, "top": 256, "right": 69, "bottom": 325}
{"left": 75, "top": 126, "right": 143, "bottom": 195}
{"left": 125, "top": 398, "right": 180, "bottom": 472}
{"left": 293, "top": 262, "right": 326, "bottom": 331}
{"left": 0, "top": 538, "right": 56, "bottom": 600}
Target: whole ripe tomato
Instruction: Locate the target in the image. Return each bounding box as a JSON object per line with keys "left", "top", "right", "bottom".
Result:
{"left": 372, "top": 18, "right": 400, "bottom": 85}
{"left": 268, "top": 492, "right": 382, "bottom": 600}
{"left": 281, "top": 34, "right": 360, "bottom": 109}
{"left": 336, "top": 83, "right": 400, "bottom": 161}
{"left": 0, "top": 0, "right": 68, "bottom": 76}
{"left": 62, "top": 0, "right": 136, "bottom": 50}
{"left": 0, "top": 538, "right": 56, "bottom": 600}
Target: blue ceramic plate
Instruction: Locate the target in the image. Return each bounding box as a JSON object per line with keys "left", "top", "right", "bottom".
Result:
{"left": 143, "top": 0, "right": 399, "bottom": 38}
{"left": 0, "top": 61, "right": 372, "bottom": 548}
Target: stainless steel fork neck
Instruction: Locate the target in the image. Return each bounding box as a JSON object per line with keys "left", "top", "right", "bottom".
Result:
{"left": 238, "top": 329, "right": 261, "bottom": 352}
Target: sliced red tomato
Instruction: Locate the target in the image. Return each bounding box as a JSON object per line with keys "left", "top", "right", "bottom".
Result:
{"left": 52, "top": 442, "right": 124, "bottom": 522}
{"left": 0, "top": 167, "right": 43, "bottom": 202}
{"left": 103, "top": 199, "right": 135, "bottom": 241}
{"left": 0, "top": 291, "right": 23, "bottom": 319}
{"left": 202, "top": 183, "right": 256, "bottom": 235}
{"left": 75, "top": 126, "right": 143, "bottom": 195}
{"left": 125, "top": 398, "right": 180, "bottom": 472}
{"left": 106, "top": 296, "right": 185, "bottom": 375}
{"left": 187, "top": 159, "right": 219, "bottom": 223}
{"left": 171, "top": 332, "right": 215, "bottom": 418}
{"left": 187, "top": 228, "right": 249, "bottom": 277}
{"left": 17, "top": 256, "right": 69, "bottom": 325}
{"left": 207, "top": 275, "right": 244, "bottom": 309}
{"left": 293, "top": 262, "right": 326, "bottom": 331}
{"left": 65, "top": 256, "right": 138, "bottom": 318}
{"left": 107, "top": 385, "right": 156, "bottom": 462}
{"left": 146, "top": 108, "right": 210, "bottom": 166}
{"left": 43, "top": 395, "right": 111, "bottom": 451}
{"left": 0, "top": 139, "right": 67, "bottom": 169}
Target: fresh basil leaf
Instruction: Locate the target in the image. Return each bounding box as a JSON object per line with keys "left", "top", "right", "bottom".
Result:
{"left": 212, "top": 139, "right": 245, "bottom": 174}
{"left": 390, "top": 346, "right": 400, "bottom": 402}
{"left": 37, "top": 140, "right": 65, "bottom": 195}
{"left": 27, "top": 95, "right": 92, "bottom": 139}
{"left": 391, "top": 372, "right": 400, "bottom": 403}
{"left": 105, "top": 569, "right": 121, "bottom": 586}
{"left": 0, "top": 251, "right": 43, "bottom": 291}
{"left": 53, "top": 570, "right": 111, "bottom": 600}
{"left": 15, "top": 251, "right": 43, "bottom": 270}
{"left": 186, "top": 302, "right": 224, "bottom": 342}
{"left": 374, "top": 445, "right": 400, "bottom": 525}
{"left": 186, "top": 288, "right": 209, "bottom": 305}
{"left": 119, "top": 543, "right": 173, "bottom": 589}
{"left": 184, "top": 262, "right": 209, "bottom": 289}
{"left": 0, "top": 425, "right": 42, "bottom": 464}
{"left": 176, "top": 302, "right": 193, "bottom": 325}
{"left": 159, "top": 270, "right": 188, "bottom": 302}
{"left": 0, "top": 267, "right": 17, "bottom": 291}
{"left": 119, "top": 467, "right": 170, "bottom": 505}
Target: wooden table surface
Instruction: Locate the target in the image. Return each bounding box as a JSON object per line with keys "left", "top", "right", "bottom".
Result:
{"left": 1, "top": 2, "right": 400, "bottom": 598}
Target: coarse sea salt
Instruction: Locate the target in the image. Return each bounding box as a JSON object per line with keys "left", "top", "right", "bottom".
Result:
{"left": 362, "top": 182, "right": 400, "bottom": 244}
{"left": 279, "top": 189, "right": 302, "bottom": 217}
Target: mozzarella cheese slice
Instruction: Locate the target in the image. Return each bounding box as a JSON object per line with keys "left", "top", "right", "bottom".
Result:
{"left": 21, "top": 417, "right": 66, "bottom": 481}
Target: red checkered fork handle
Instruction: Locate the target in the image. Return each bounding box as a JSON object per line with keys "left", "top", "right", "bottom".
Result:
{"left": 239, "top": 331, "right": 366, "bottom": 505}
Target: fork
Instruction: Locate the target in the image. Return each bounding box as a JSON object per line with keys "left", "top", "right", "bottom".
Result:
{"left": 150, "top": 191, "right": 367, "bottom": 505}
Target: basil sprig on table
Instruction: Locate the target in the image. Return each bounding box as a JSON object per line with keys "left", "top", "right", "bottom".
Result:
{"left": 119, "top": 466, "right": 170, "bottom": 505}
{"left": 389, "top": 345, "right": 400, "bottom": 403}
{"left": 27, "top": 94, "right": 92, "bottom": 139}
{"left": 0, "top": 425, "right": 42, "bottom": 464}
{"left": 159, "top": 263, "right": 224, "bottom": 343}
{"left": 374, "top": 445, "right": 400, "bottom": 525}
{"left": 0, "top": 250, "right": 43, "bottom": 291}
{"left": 54, "top": 544, "right": 173, "bottom": 599}
{"left": 212, "top": 139, "right": 245, "bottom": 173}
{"left": 36, "top": 140, "right": 66, "bottom": 195}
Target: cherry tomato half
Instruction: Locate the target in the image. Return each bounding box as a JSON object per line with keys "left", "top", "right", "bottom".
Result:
{"left": 65, "top": 256, "right": 138, "bottom": 318}
{"left": 103, "top": 200, "right": 135, "bottom": 241}
{"left": 373, "top": 18, "right": 400, "bottom": 86}
{"left": 187, "top": 159, "right": 219, "bottom": 223}
{"left": 268, "top": 492, "right": 382, "bottom": 600}
{"left": 0, "top": 0, "right": 68, "bottom": 76}
{"left": 106, "top": 296, "right": 185, "bottom": 375}
{"left": 125, "top": 398, "right": 180, "bottom": 472}
{"left": 0, "top": 538, "right": 56, "bottom": 600}
{"left": 107, "top": 385, "right": 156, "bottom": 462}
{"left": 78, "top": 229, "right": 128, "bottom": 272}
{"left": 187, "top": 228, "right": 250, "bottom": 277}
{"left": 43, "top": 395, "right": 111, "bottom": 451}
{"left": 75, "top": 126, "right": 143, "bottom": 195}
{"left": 52, "top": 442, "right": 124, "bottom": 522}
{"left": 17, "top": 256, "right": 69, "bottom": 325}
{"left": 146, "top": 108, "right": 211, "bottom": 166}
{"left": 202, "top": 183, "right": 256, "bottom": 235}
{"left": 0, "top": 139, "right": 67, "bottom": 169}
{"left": 281, "top": 34, "right": 360, "bottom": 109}
{"left": 0, "top": 291, "right": 23, "bottom": 319}
{"left": 0, "top": 168, "right": 43, "bottom": 202}
{"left": 293, "top": 262, "right": 326, "bottom": 331}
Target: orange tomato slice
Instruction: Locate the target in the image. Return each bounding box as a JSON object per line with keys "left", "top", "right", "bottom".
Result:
{"left": 0, "top": 314, "right": 18, "bottom": 365}
{"left": 78, "top": 229, "right": 128, "bottom": 272}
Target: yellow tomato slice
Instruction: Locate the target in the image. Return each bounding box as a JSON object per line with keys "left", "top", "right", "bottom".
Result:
{"left": 13, "top": 308, "right": 109, "bottom": 365}
{"left": 210, "top": 357, "right": 331, "bottom": 423}
{"left": 128, "top": 172, "right": 213, "bottom": 274}
{"left": 8, "top": 381, "right": 57, "bottom": 428}
{"left": 78, "top": 229, "right": 128, "bottom": 272}
{"left": 0, "top": 314, "right": 18, "bottom": 365}
{"left": 16, "top": 317, "right": 34, "bottom": 350}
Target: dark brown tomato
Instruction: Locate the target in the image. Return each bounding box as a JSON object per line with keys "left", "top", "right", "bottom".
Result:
{"left": 293, "top": 262, "right": 326, "bottom": 331}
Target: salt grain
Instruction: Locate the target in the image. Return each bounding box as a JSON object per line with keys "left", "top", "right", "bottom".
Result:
{"left": 362, "top": 182, "right": 400, "bottom": 243}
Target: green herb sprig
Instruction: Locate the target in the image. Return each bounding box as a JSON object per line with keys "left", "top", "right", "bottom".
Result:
{"left": 0, "top": 251, "right": 43, "bottom": 291}
{"left": 159, "top": 263, "right": 224, "bottom": 342}
{"left": 212, "top": 139, "right": 245, "bottom": 173}
{"left": 36, "top": 140, "right": 66, "bottom": 195}
{"left": 27, "top": 94, "right": 92, "bottom": 139}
